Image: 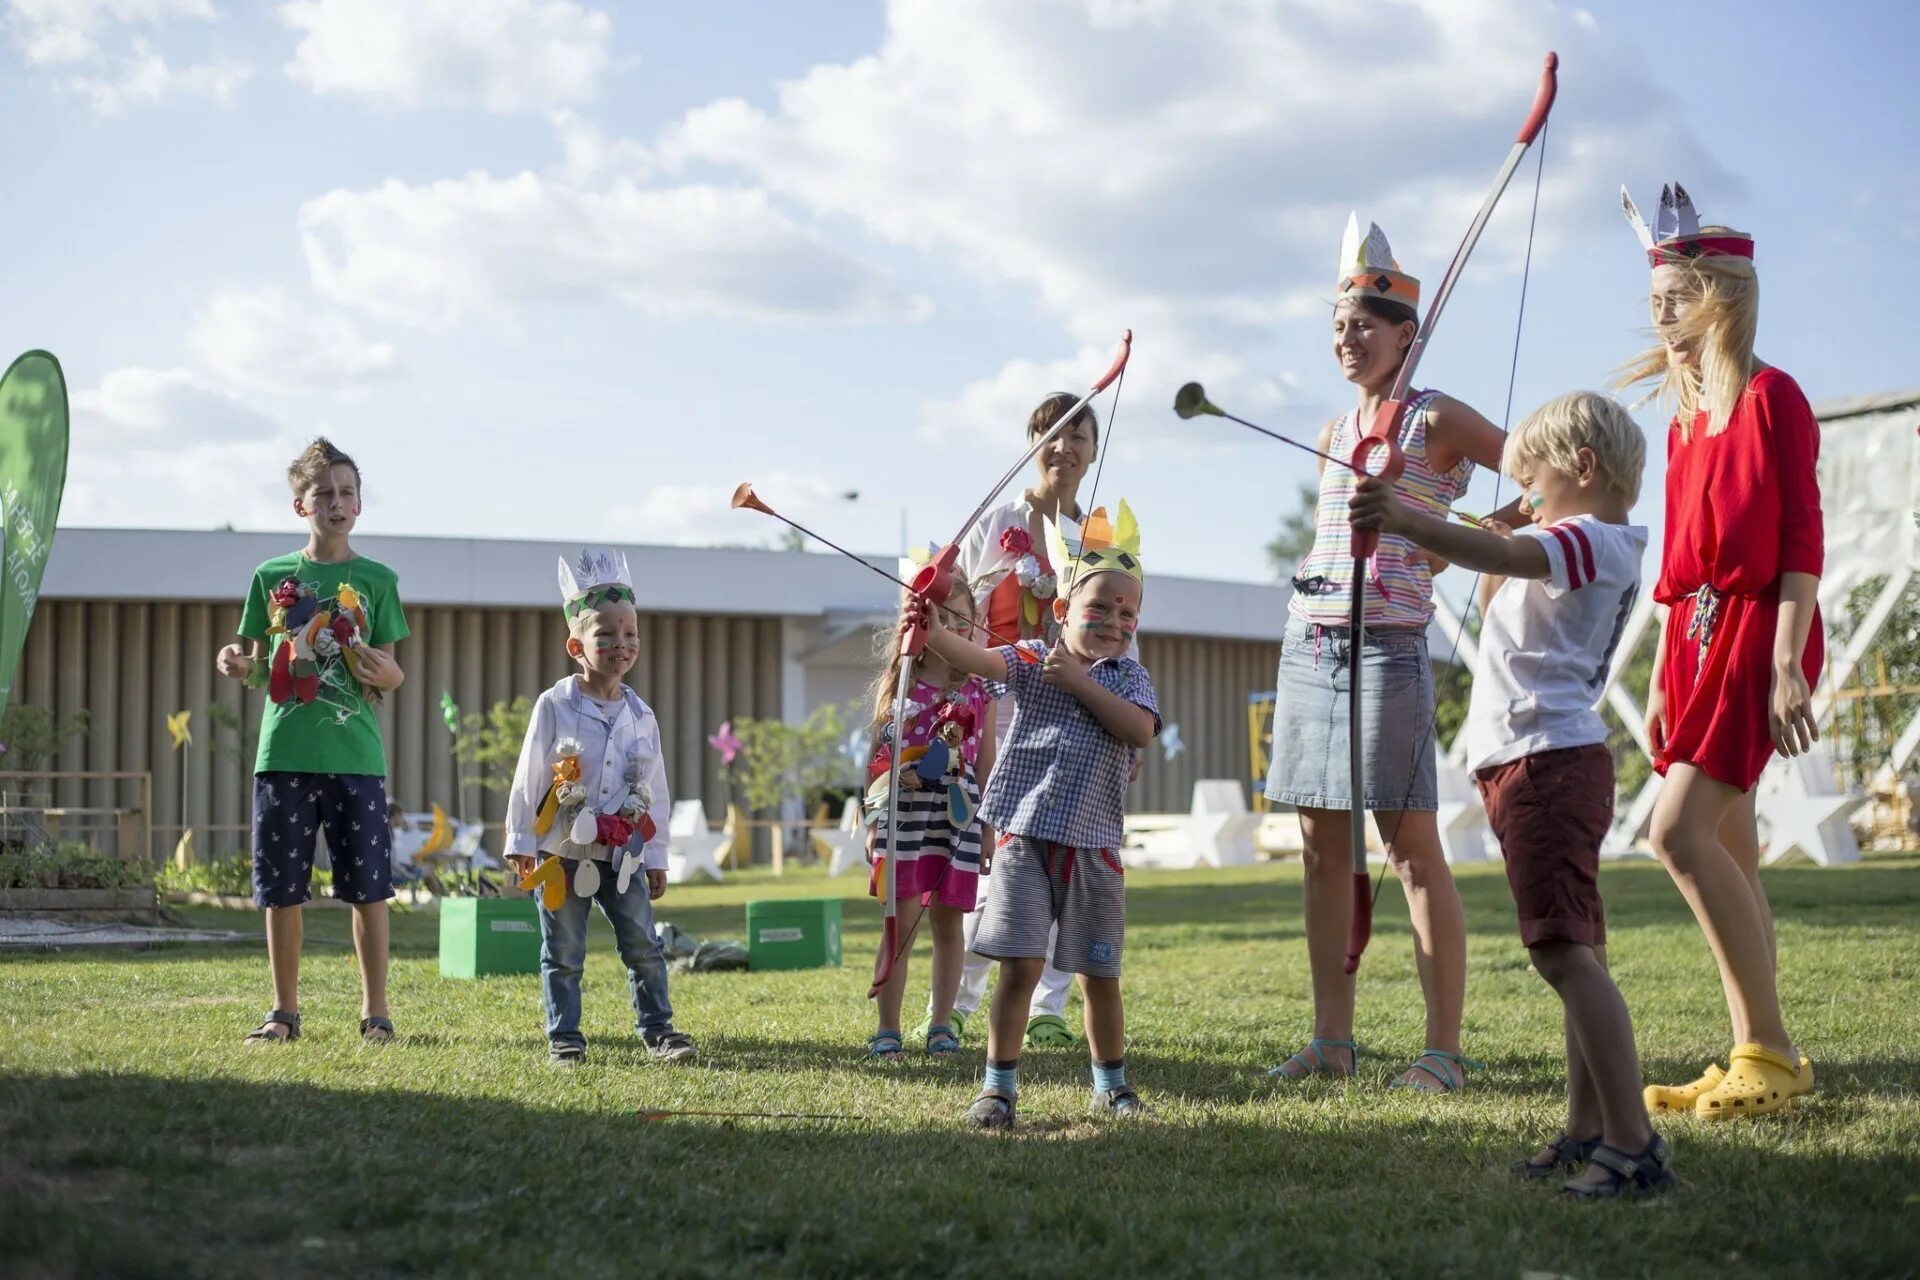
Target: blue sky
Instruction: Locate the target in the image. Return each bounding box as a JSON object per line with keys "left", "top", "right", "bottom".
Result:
{"left": 6, "top": 0, "right": 1916, "bottom": 598}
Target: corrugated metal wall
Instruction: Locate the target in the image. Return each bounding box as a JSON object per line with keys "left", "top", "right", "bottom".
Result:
{"left": 1132, "top": 634, "right": 1281, "bottom": 814}
{"left": 10, "top": 601, "right": 785, "bottom": 861}
{"left": 9, "top": 600, "right": 1281, "bottom": 860}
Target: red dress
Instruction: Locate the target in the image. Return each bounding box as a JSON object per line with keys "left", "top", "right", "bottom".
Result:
{"left": 1655, "top": 367, "right": 1825, "bottom": 791}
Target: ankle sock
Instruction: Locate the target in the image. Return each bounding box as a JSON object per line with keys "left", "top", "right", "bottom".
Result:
{"left": 984, "top": 1059, "right": 1019, "bottom": 1098}
{"left": 1092, "top": 1057, "right": 1127, "bottom": 1093}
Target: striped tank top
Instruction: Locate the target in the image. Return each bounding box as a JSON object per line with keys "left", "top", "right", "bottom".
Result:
{"left": 1288, "top": 389, "right": 1474, "bottom": 629}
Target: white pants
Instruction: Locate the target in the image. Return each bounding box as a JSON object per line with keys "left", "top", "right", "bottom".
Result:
{"left": 939, "top": 686, "right": 1071, "bottom": 1021}
{"left": 943, "top": 897, "right": 1072, "bottom": 1020}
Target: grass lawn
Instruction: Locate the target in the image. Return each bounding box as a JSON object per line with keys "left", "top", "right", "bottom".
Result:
{"left": 3, "top": 855, "right": 1917, "bottom": 1278}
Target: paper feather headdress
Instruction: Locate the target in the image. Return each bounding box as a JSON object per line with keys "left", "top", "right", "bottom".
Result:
{"left": 1621, "top": 182, "right": 1753, "bottom": 268}
{"left": 1336, "top": 212, "right": 1420, "bottom": 308}
{"left": 558, "top": 547, "right": 635, "bottom": 618}
{"left": 1044, "top": 499, "right": 1143, "bottom": 592}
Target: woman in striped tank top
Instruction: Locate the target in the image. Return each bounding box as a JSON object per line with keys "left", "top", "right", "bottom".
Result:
{"left": 1265, "top": 216, "right": 1524, "bottom": 1092}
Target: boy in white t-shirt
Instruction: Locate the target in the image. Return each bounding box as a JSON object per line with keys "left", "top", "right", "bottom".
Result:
{"left": 1351, "top": 391, "right": 1673, "bottom": 1200}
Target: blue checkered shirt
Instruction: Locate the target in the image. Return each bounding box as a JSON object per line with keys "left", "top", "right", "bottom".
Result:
{"left": 979, "top": 640, "right": 1160, "bottom": 849}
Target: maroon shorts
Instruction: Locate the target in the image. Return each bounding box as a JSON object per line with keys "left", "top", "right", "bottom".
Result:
{"left": 1474, "top": 745, "right": 1613, "bottom": 948}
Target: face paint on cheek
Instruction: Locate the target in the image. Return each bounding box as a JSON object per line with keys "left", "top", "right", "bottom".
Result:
{"left": 1524, "top": 491, "right": 1546, "bottom": 513}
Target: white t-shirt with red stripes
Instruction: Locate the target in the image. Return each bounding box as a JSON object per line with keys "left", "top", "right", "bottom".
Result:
{"left": 1462, "top": 515, "right": 1647, "bottom": 772}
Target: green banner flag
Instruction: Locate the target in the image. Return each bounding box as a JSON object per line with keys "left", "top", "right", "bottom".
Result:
{"left": 0, "top": 351, "right": 71, "bottom": 724}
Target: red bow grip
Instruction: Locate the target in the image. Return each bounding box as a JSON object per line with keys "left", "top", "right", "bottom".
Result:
{"left": 901, "top": 544, "right": 958, "bottom": 658}
{"left": 1348, "top": 420, "right": 1407, "bottom": 559}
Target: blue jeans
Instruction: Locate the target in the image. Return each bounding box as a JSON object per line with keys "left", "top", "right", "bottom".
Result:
{"left": 537, "top": 861, "right": 674, "bottom": 1045}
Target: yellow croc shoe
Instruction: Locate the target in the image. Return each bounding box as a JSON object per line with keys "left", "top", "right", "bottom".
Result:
{"left": 1695, "top": 1044, "right": 1811, "bottom": 1119}
{"left": 1644, "top": 1062, "right": 1724, "bottom": 1114}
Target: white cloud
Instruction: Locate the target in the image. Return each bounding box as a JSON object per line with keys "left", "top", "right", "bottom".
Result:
{"left": 6, "top": 1, "right": 249, "bottom": 114}
{"left": 66, "top": 365, "right": 302, "bottom": 527}
{"left": 188, "top": 287, "right": 397, "bottom": 398}
{"left": 298, "top": 171, "right": 930, "bottom": 329}
{"left": 74, "top": 365, "right": 281, "bottom": 441}
{"left": 550, "top": 107, "right": 652, "bottom": 184}
{"left": 68, "top": 35, "right": 248, "bottom": 113}
{"left": 659, "top": 0, "right": 1721, "bottom": 439}
{"left": 5, "top": 0, "right": 214, "bottom": 64}
{"left": 615, "top": 472, "right": 857, "bottom": 551}
{"left": 279, "top": 0, "right": 611, "bottom": 112}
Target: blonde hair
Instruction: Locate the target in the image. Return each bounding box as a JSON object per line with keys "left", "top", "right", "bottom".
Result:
{"left": 1614, "top": 239, "right": 1758, "bottom": 441}
{"left": 1504, "top": 391, "right": 1646, "bottom": 504}
{"left": 865, "top": 583, "right": 978, "bottom": 758}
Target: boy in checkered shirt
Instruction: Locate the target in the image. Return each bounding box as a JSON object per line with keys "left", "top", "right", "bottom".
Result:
{"left": 910, "top": 500, "right": 1158, "bottom": 1128}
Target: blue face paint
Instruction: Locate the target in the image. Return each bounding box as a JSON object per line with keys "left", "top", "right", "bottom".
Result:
{"left": 1524, "top": 490, "right": 1546, "bottom": 512}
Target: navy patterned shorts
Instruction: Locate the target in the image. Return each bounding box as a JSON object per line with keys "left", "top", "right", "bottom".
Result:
{"left": 252, "top": 772, "right": 395, "bottom": 908}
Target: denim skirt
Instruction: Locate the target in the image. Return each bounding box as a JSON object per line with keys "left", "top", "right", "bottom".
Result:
{"left": 1264, "top": 615, "right": 1438, "bottom": 812}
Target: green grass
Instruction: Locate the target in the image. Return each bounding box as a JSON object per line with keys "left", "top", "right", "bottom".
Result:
{"left": 3, "top": 856, "right": 1917, "bottom": 1278}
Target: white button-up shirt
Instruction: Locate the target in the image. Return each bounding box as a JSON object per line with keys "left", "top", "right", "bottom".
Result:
{"left": 504, "top": 676, "right": 671, "bottom": 869}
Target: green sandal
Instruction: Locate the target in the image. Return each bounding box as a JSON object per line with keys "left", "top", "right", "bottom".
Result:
{"left": 1392, "top": 1048, "right": 1481, "bottom": 1093}
{"left": 1267, "top": 1038, "right": 1355, "bottom": 1080}
{"left": 1024, "top": 1014, "right": 1075, "bottom": 1049}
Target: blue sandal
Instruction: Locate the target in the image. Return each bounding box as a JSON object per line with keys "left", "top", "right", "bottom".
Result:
{"left": 925, "top": 1024, "right": 961, "bottom": 1057}
{"left": 867, "top": 1031, "right": 905, "bottom": 1062}
{"left": 1392, "top": 1048, "right": 1481, "bottom": 1093}
{"left": 1267, "top": 1037, "right": 1355, "bottom": 1080}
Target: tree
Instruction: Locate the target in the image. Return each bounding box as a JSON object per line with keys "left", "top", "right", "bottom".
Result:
{"left": 0, "top": 706, "right": 90, "bottom": 770}
{"left": 730, "top": 702, "right": 862, "bottom": 825}
{"left": 205, "top": 703, "right": 256, "bottom": 770}
{"left": 451, "top": 697, "right": 535, "bottom": 794}
{"left": 1265, "top": 481, "right": 1321, "bottom": 580}
{"left": 1832, "top": 574, "right": 1920, "bottom": 791}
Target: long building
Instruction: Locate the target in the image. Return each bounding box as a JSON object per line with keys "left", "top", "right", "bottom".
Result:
{"left": 15, "top": 528, "right": 1295, "bottom": 861}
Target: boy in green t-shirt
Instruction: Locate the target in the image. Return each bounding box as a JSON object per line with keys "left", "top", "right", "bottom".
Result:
{"left": 216, "top": 438, "right": 410, "bottom": 1045}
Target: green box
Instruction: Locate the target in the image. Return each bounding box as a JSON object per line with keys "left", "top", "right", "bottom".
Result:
{"left": 439, "top": 897, "right": 542, "bottom": 978}
{"left": 746, "top": 898, "right": 842, "bottom": 971}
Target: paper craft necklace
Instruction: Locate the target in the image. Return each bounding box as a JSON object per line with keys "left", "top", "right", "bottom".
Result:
{"left": 265, "top": 555, "right": 373, "bottom": 720}
{"left": 524, "top": 733, "right": 659, "bottom": 905}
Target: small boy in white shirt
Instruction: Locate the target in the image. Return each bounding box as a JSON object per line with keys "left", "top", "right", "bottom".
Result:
{"left": 504, "top": 549, "right": 696, "bottom": 1067}
{"left": 1351, "top": 391, "right": 1673, "bottom": 1199}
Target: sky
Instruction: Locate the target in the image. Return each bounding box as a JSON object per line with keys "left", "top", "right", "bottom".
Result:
{"left": 6, "top": 0, "right": 1917, "bottom": 596}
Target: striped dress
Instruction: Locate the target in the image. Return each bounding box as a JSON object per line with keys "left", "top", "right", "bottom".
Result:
{"left": 1289, "top": 390, "right": 1473, "bottom": 629}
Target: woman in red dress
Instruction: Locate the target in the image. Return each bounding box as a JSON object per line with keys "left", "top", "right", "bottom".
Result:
{"left": 1618, "top": 184, "right": 1822, "bottom": 1118}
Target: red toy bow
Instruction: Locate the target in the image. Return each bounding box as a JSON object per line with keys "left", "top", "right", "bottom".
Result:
{"left": 1342, "top": 54, "right": 1558, "bottom": 973}
{"left": 733, "top": 331, "right": 1133, "bottom": 997}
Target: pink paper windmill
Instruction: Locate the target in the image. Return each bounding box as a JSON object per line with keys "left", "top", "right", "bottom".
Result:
{"left": 707, "top": 721, "right": 742, "bottom": 765}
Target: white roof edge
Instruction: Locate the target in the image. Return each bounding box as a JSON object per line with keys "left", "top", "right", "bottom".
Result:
{"left": 1814, "top": 389, "right": 1920, "bottom": 421}
{"left": 40, "top": 526, "right": 1295, "bottom": 643}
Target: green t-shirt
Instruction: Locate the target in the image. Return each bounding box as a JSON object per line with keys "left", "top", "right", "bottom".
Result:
{"left": 238, "top": 552, "right": 410, "bottom": 777}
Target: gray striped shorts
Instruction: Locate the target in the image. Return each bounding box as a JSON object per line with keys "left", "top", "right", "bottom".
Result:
{"left": 972, "top": 833, "right": 1126, "bottom": 979}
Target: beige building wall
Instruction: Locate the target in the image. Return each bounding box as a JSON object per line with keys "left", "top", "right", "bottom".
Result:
{"left": 11, "top": 599, "right": 784, "bottom": 860}
{"left": 11, "top": 591, "right": 1280, "bottom": 862}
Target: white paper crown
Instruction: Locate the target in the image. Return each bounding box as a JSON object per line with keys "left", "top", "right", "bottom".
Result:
{"left": 558, "top": 547, "right": 634, "bottom": 615}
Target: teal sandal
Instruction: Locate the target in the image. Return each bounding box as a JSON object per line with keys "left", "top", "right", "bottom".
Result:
{"left": 867, "top": 1031, "right": 905, "bottom": 1062}
{"left": 925, "top": 1024, "right": 962, "bottom": 1057}
{"left": 912, "top": 1008, "right": 966, "bottom": 1044}
{"left": 1392, "top": 1048, "right": 1481, "bottom": 1093}
{"left": 1267, "top": 1037, "right": 1355, "bottom": 1080}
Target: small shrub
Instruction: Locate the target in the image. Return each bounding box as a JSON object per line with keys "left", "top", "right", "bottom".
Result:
{"left": 0, "top": 842, "right": 155, "bottom": 891}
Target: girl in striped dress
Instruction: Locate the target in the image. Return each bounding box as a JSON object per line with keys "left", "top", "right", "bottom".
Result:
{"left": 862, "top": 582, "right": 999, "bottom": 1062}
{"left": 1264, "top": 215, "right": 1523, "bottom": 1092}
